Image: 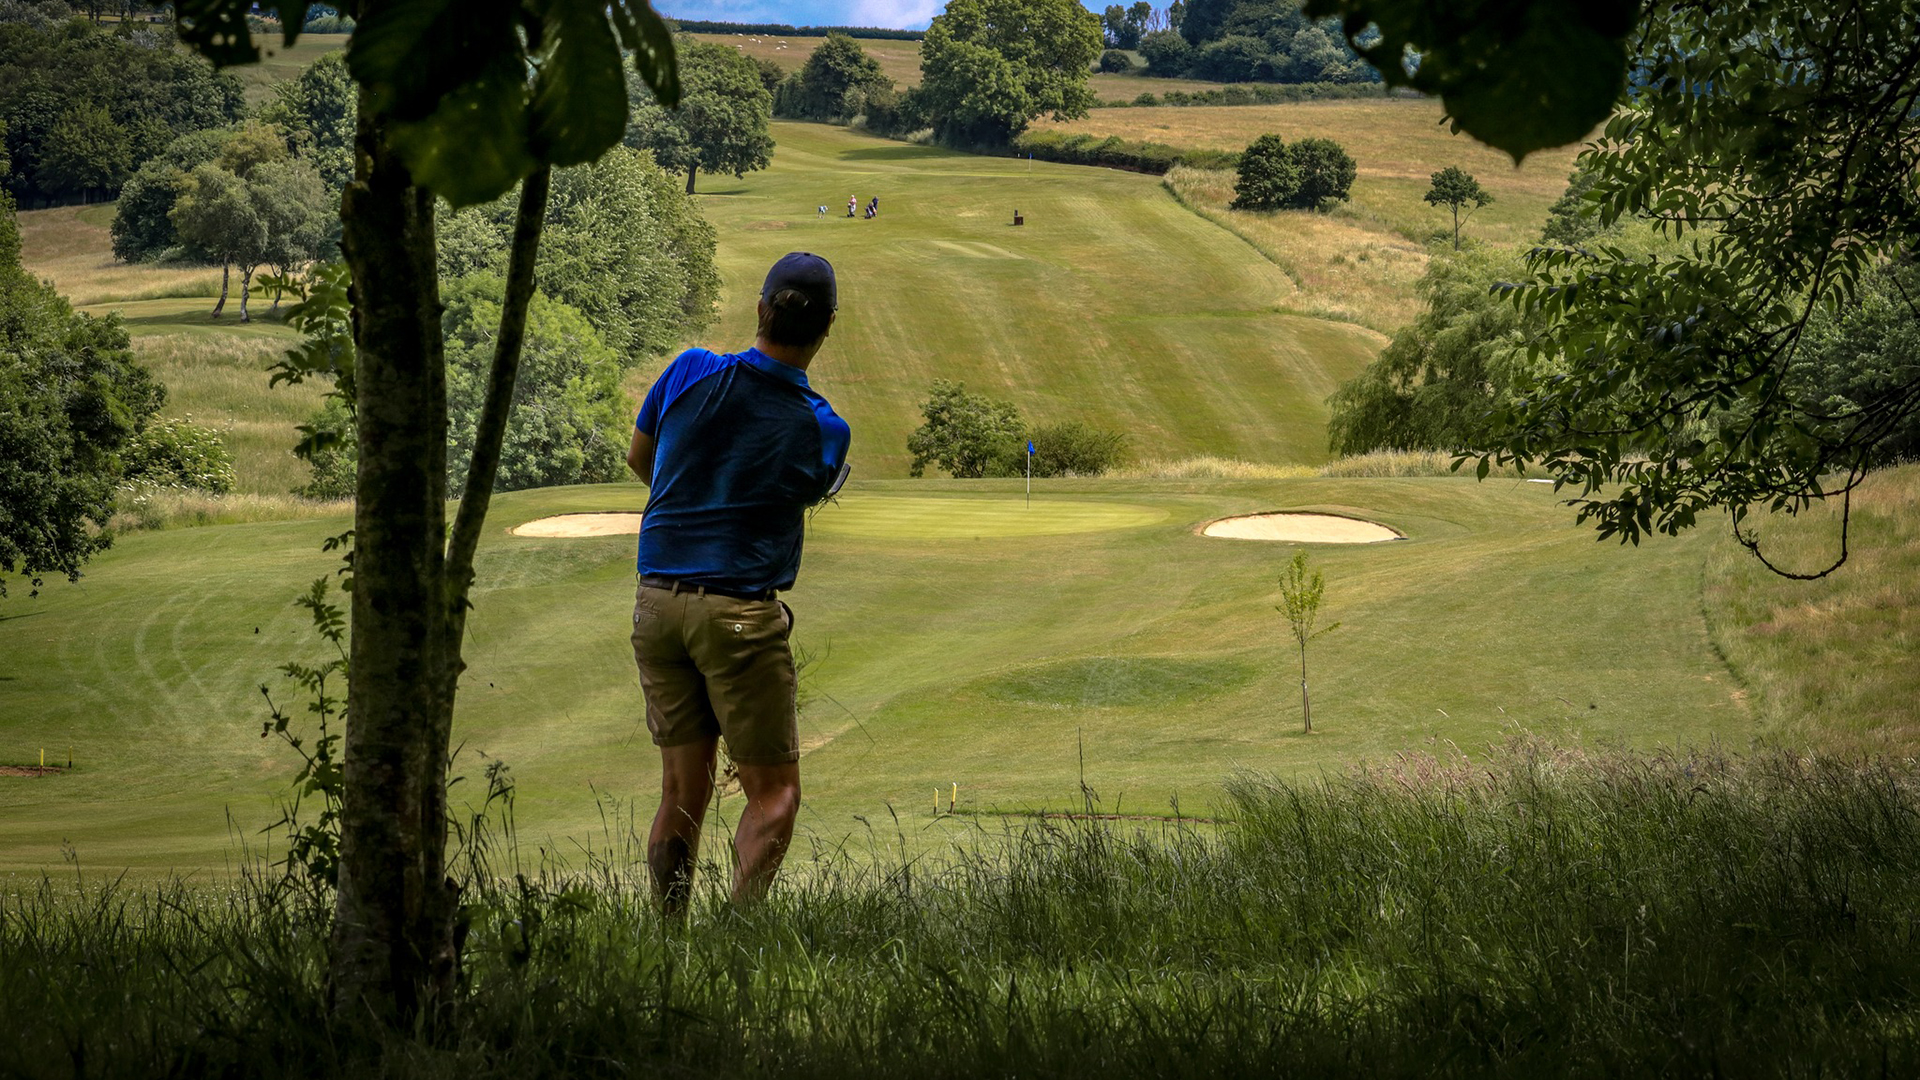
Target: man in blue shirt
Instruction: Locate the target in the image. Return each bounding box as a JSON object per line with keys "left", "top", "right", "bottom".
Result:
{"left": 626, "top": 252, "right": 851, "bottom": 914}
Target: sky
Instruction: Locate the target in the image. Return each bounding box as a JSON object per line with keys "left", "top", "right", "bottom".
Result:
{"left": 661, "top": 1, "right": 1105, "bottom": 31}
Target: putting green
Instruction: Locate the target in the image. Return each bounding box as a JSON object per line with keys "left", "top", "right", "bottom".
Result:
{"left": 809, "top": 494, "right": 1167, "bottom": 539}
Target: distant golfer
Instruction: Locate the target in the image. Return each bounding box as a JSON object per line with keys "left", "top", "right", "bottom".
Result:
{"left": 846, "top": 195, "right": 857, "bottom": 218}
{"left": 626, "top": 252, "right": 851, "bottom": 914}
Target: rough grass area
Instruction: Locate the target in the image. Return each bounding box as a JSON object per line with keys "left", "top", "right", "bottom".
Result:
{"left": 1705, "top": 466, "right": 1920, "bottom": 755}
{"left": 15, "top": 204, "right": 223, "bottom": 307}
{"left": 5, "top": 743, "right": 1918, "bottom": 1078}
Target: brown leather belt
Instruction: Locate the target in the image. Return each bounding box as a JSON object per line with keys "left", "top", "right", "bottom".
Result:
{"left": 638, "top": 575, "right": 778, "bottom": 602}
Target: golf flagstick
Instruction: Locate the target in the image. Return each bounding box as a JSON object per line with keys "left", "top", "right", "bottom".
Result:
{"left": 1026, "top": 439, "right": 1034, "bottom": 507}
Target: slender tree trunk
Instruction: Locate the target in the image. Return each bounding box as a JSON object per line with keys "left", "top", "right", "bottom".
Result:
{"left": 329, "top": 80, "right": 554, "bottom": 1029}
{"left": 238, "top": 264, "right": 253, "bottom": 323}
{"left": 210, "top": 261, "right": 229, "bottom": 317}
{"left": 331, "top": 80, "right": 453, "bottom": 1029}
{"left": 1452, "top": 207, "right": 1461, "bottom": 251}
{"left": 1299, "top": 641, "right": 1311, "bottom": 733}
{"left": 685, "top": 161, "right": 697, "bottom": 194}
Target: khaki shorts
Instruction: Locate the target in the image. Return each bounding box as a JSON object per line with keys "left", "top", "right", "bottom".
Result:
{"left": 631, "top": 580, "right": 799, "bottom": 765}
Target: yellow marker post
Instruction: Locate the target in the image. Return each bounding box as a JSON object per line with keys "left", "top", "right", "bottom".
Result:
{"left": 950, "top": 783, "right": 957, "bottom": 813}
{"left": 934, "top": 789, "right": 940, "bottom": 815}
{"left": 40, "top": 748, "right": 45, "bottom": 769}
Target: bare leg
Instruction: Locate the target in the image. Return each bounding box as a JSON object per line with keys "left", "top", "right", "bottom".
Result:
{"left": 650, "top": 739, "right": 718, "bottom": 917}
{"left": 731, "top": 761, "right": 800, "bottom": 906}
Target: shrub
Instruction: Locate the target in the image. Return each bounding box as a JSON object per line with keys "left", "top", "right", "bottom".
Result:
{"left": 1230, "top": 134, "right": 1299, "bottom": 210}
{"left": 1027, "top": 421, "right": 1129, "bottom": 477}
{"left": 1010, "top": 130, "right": 1233, "bottom": 175}
{"left": 1289, "top": 137, "right": 1356, "bottom": 208}
{"left": 121, "top": 416, "right": 236, "bottom": 494}
{"left": 1099, "top": 49, "right": 1132, "bottom": 73}
{"left": 1132, "top": 91, "right": 1158, "bottom": 106}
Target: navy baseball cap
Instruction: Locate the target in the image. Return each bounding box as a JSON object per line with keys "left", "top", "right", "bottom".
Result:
{"left": 762, "top": 252, "right": 836, "bottom": 311}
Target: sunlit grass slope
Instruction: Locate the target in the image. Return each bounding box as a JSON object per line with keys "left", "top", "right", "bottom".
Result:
{"left": 0, "top": 475, "right": 1760, "bottom": 872}
{"left": 687, "top": 121, "right": 1382, "bottom": 475}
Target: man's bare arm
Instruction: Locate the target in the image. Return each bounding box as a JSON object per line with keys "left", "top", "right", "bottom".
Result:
{"left": 627, "top": 427, "right": 654, "bottom": 485}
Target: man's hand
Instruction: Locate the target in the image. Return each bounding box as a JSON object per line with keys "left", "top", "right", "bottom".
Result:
{"left": 627, "top": 428, "right": 654, "bottom": 485}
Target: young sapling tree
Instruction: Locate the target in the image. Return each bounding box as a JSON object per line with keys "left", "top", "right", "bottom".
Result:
{"left": 1424, "top": 166, "right": 1492, "bottom": 250}
{"left": 1275, "top": 549, "right": 1339, "bottom": 732}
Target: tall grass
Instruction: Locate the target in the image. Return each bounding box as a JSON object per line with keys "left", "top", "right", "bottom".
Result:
{"left": 1704, "top": 464, "right": 1920, "bottom": 755}
{"left": 6, "top": 740, "right": 1918, "bottom": 1078}
{"left": 1114, "top": 450, "right": 1514, "bottom": 480}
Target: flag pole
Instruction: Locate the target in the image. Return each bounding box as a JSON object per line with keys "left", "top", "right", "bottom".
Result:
{"left": 1025, "top": 439, "right": 1033, "bottom": 508}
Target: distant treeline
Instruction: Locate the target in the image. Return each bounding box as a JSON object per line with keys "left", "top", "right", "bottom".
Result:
{"left": 665, "top": 19, "right": 923, "bottom": 41}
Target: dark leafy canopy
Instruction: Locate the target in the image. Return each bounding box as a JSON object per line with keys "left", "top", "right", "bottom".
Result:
{"left": 625, "top": 37, "right": 773, "bottom": 192}
{"left": 1302, "top": 0, "right": 1637, "bottom": 160}
{"left": 177, "top": 0, "right": 680, "bottom": 207}
{"left": 1163, "top": 0, "right": 1376, "bottom": 84}
{"left": 918, "top": 0, "right": 1102, "bottom": 145}
{"left": 1475, "top": 0, "right": 1920, "bottom": 577}
{"left": 908, "top": 379, "right": 1026, "bottom": 478}
{"left": 260, "top": 51, "right": 356, "bottom": 191}
{"left": 1230, "top": 134, "right": 1298, "bottom": 210}
{"left": 0, "top": 17, "right": 245, "bottom": 204}
{"left": 0, "top": 199, "right": 163, "bottom": 597}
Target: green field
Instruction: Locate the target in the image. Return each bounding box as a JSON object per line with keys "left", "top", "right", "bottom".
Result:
{"left": 0, "top": 474, "right": 1764, "bottom": 872}
{"left": 681, "top": 121, "right": 1381, "bottom": 476}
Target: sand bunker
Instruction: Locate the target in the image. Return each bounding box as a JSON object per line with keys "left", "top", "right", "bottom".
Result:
{"left": 1201, "top": 512, "right": 1403, "bottom": 544}
{"left": 510, "top": 512, "right": 645, "bottom": 538}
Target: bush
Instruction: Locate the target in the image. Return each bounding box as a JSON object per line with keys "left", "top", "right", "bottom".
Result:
{"left": 121, "top": 416, "right": 236, "bottom": 494}
{"left": 907, "top": 380, "right": 1026, "bottom": 479}
{"left": 1098, "top": 49, "right": 1132, "bottom": 73}
{"left": 1192, "top": 34, "right": 1269, "bottom": 82}
{"left": 1027, "top": 421, "right": 1129, "bottom": 477}
{"left": 1132, "top": 91, "right": 1158, "bottom": 106}
{"left": 1289, "top": 137, "right": 1356, "bottom": 208}
{"left": 1230, "top": 134, "right": 1298, "bottom": 210}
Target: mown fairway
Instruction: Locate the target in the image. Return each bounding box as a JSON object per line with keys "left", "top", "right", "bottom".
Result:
{"left": 682, "top": 121, "right": 1381, "bottom": 476}
{"left": 0, "top": 475, "right": 1761, "bottom": 872}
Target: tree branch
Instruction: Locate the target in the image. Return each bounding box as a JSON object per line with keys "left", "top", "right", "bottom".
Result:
{"left": 445, "top": 165, "right": 552, "bottom": 618}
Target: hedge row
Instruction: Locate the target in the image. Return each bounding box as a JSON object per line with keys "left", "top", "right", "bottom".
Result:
{"left": 1091, "top": 81, "right": 1396, "bottom": 109}
{"left": 1010, "top": 131, "right": 1240, "bottom": 175}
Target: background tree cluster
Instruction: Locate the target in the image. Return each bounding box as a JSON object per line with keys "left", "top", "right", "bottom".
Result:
{"left": 299, "top": 147, "right": 719, "bottom": 499}
{"left": 1230, "top": 133, "right": 1355, "bottom": 210}
{"left": 1100, "top": 2, "right": 1160, "bottom": 49}
{"left": 1138, "top": 0, "right": 1375, "bottom": 84}
{"left": 907, "top": 380, "right": 1130, "bottom": 479}
{"left": 772, "top": 32, "right": 897, "bottom": 125}
{"left": 0, "top": 13, "right": 245, "bottom": 206}
{"left": 0, "top": 192, "right": 164, "bottom": 596}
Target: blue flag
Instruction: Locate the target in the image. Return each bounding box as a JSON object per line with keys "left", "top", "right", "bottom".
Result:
{"left": 1026, "top": 440, "right": 1035, "bottom": 455}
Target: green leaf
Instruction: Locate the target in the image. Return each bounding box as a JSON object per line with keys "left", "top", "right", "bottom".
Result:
{"left": 388, "top": 56, "right": 537, "bottom": 208}
{"left": 176, "top": 0, "right": 313, "bottom": 66}
{"left": 346, "top": 0, "right": 523, "bottom": 121}
{"left": 1302, "top": 0, "right": 1637, "bottom": 161}
{"left": 530, "top": 0, "right": 630, "bottom": 165}
{"left": 609, "top": 0, "right": 682, "bottom": 108}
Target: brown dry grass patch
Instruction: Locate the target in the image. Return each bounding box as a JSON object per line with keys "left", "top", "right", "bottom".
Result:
{"left": 17, "top": 204, "right": 221, "bottom": 307}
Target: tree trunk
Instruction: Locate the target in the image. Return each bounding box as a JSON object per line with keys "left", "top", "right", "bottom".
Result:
{"left": 330, "top": 82, "right": 455, "bottom": 1030}
{"left": 238, "top": 264, "right": 253, "bottom": 323}
{"left": 329, "top": 88, "right": 554, "bottom": 1030}
{"left": 1299, "top": 641, "right": 1311, "bottom": 733}
{"left": 685, "top": 161, "right": 697, "bottom": 194}
{"left": 210, "top": 261, "right": 229, "bottom": 317}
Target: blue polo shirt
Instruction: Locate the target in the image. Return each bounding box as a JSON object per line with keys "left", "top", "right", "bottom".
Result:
{"left": 635, "top": 347, "right": 850, "bottom": 593}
